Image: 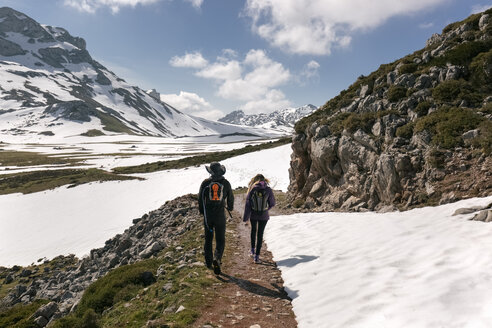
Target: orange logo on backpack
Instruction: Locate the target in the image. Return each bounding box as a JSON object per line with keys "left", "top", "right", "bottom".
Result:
{"left": 211, "top": 183, "right": 220, "bottom": 201}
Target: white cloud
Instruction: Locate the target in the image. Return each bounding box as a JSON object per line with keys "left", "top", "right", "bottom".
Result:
{"left": 301, "top": 60, "right": 320, "bottom": 81}
{"left": 240, "top": 89, "right": 291, "bottom": 114}
{"left": 169, "top": 52, "right": 209, "bottom": 68}
{"left": 160, "top": 91, "right": 224, "bottom": 120}
{"left": 184, "top": 0, "right": 203, "bottom": 9}
{"left": 418, "top": 22, "right": 434, "bottom": 29}
{"left": 471, "top": 4, "right": 492, "bottom": 14}
{"left": 196, "top": 61, "right": 242, "bottom": 80}
{"left": 172, "top": 49, "right": 292, "bottom": 114}
{"left": 64, "top": 0, "right": 202, "bottom": 13}
{"left": 244, "top": 0, "right": 449, "bottom": 55}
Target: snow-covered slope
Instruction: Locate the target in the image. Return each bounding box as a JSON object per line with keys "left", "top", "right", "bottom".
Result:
{"left": 218, "top": 104, "right": 317, "bottom": 133}
{"left": 0, "top": 7, "right": 277, "bottom": 140}
{"left": 266, "top": 196, "right": 492, "bottom": 328}
{"left": 0, "top": 144, "right": 292, "bottom": 266}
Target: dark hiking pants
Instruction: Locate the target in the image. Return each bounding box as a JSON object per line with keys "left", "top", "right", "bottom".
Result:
{"left": 250, "top": 219, "right": 268, "bottom": 256}
{"left": 203, "top": 214, "right": 226, "bottom": 267}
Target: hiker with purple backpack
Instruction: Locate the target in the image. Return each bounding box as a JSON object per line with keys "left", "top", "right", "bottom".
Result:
{"left": 243, "top": 174, "right": 276, "bottom": 263}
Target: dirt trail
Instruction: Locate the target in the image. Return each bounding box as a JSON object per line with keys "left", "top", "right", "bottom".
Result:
{"left": 193, "top": 193, "right": 298, "bottom": 328}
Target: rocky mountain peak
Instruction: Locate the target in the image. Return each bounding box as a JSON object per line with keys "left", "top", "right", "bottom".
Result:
{"left": 0, "top": 8, "right": 281, "bottom": 140}
{"left": 218, "top": 105, "right": 317, "bottom": 133}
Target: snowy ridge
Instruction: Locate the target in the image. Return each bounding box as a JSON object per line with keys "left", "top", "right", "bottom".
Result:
{"left": 0, "top": 7, "right": 280, "bottom": 140}
{"left": 218, "top": 104, "right": 317, "bottom": 133}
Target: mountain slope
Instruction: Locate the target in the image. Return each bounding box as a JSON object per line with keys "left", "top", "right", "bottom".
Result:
{"left": 0, "top": 7, "right": 276, "bottom": 140}
{"left": 218, "top": 104, "right": 317, "bottom": 133}
{"left": 289, "top": 9, "right": 492, "bottom": 211}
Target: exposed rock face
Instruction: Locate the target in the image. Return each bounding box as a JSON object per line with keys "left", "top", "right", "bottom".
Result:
{"left": 289, "top": 10, "right": 492, "bottom": 211}
{"left": 0, "top": 195, "right": 202, "bottom": 326}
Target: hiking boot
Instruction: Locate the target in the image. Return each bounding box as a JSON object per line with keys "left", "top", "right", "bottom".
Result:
{"left": 249, "top": 248, "right": 255, "bottom": 257}
{"left": 254, "top": 255, "right": 260, "bottom": 264}
{"left": 212, "top": 259, "right": 221, "bottom": 275}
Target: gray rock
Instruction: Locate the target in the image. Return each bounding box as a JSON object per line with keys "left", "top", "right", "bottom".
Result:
{"left": 35, "top": 301, "right": 58, "bottom": 319}
{"left": 471, "top": 210, "right": 490, "bottom": 222}
{"left": 453, "top": 207, "right": 483, "bottom": 216}
{"left": 462, "top": 129, "right": 480, "bottom": 140}
{"left": 4, "top": 274, "right": 13, "bottom": 284}
{"left": 444, "top": 65, "right": 463, "bottom": 80}
{"left": 0, "top": 37, "right": 27, "bottom": 56}
{"left": 387, "top": 71, "right": 397, "bottom": 85}
{"left": 479, "top": 14, "right": 490, "bottom": 31}
{"left": 360, "top": 84, "right": 370, "bottom": 98}
{"left": 394, "top": 74, "right": 416, "bottom": 88}
{"left": 414, "top": 74, "right": 432, "bottom": 89}
{"left": 426, "top": 33, "right": 442, "bottom": 47}
{"left": 34, "top": 315, "right": 48, "bottom": 327}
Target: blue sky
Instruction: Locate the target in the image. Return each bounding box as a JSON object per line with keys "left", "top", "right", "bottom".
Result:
{"left": 3, "top": 0, "right": 492, "bottom": 119}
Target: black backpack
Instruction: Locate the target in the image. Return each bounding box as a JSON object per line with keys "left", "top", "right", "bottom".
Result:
{"left": 204, "top": 181, "right": 225, "bottom": 208}
{"left": 250, "top": 189, "right": 269, "bottom": 214}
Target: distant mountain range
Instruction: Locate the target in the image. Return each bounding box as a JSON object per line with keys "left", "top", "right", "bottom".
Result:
{"left": 0, "top": 7, "right": 280, "bottom": 139}
{"left": 218, "top": 104, "right": 317, "bottom": 133}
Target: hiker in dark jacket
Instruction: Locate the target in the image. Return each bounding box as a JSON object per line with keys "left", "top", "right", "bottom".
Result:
{"left": 243, "top": 174, "right": 275, "bottom": 263}
{"left": 198, "top": 162, "right": 234, "bottom": 274}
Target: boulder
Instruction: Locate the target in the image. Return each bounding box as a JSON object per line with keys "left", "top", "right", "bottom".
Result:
{"left": 453, "top": 207, "right": 483, "bottom": 216}
{"left": 34, "top": 316, "right": 48, "bottom": 327}
{"left": 139, "top": 242, "right": 163, "bottom": 259}
{"left": 34, "top": 301, "right": 58, "bottom": 320}
{"left": 479, "top": 14, "right": 490, "bottom": 31}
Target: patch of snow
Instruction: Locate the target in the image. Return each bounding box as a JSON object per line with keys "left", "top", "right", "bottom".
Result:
{"left": 0, "top": 144, "right": 291, "bottom": 266}
{"left": 265, "top": 196, "right": 492, "bottom": 328}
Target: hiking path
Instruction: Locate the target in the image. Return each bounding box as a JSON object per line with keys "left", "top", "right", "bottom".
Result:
{"left": 193, "top": 192, "right": 298, "bottom": 328}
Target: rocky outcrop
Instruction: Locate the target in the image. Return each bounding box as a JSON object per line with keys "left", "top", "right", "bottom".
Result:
{"left": 289, "top": 10, "right": 492, "bottom": 211}
{"left": 0, "top": 194, "right": 202, "bottom": 327}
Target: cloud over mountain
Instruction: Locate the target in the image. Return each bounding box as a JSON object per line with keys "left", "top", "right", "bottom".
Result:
{"left": 64, "top": 0, "right": 201, "bottom": 13}
{"left": 243, "top": 0, "right": 448, "bottom": 55}
{"left": 171, "top": 49, "right": 292, "bottom": 114}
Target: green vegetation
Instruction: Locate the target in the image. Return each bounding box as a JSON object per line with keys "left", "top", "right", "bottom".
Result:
{"left": 292, "top": 198, "right": 305, "bottom": 208}
{"left": 295, "top": 8, "right": 492, "bottom": 138}
{"left": 81, "top": 129, "right": 105, "bottom": 137}
{"left": 113, "top": 138, "right": 291, "bottom": 174}
{"left": 52, "top": 208, "right": 217, "bottom": 328}
{"left": 430, "top": 40, "right": 492, "bottom": 67}
{"left": 0, "top": 168, "right": 139, "bottom": 195}
{"left": 415, "top": 101, "right": 432, "bottom": 116}
{"left": 0, "top": 150, "right": 79, "bottom": 167}
{"left": 96, "top": 112, "right": 135, "bottom": 134}
{"left": 414, "top": 106, "right": 484, "bottom": 149}
{"left": 470, "top": 49, "right": 492, "bottom": 86}
{"left": 77, "top": 260, "right": 161, "bottom": 315}
{"left": 387, "top": 85, "right": 407, "bottom": 102}
{"left": 323, "top": 110, "right": 396, "bottom": 136}
{"left": 431, "top": 79, "right": 483, "bottom": 106}
{"left": 396, "top": 122, "right": 415, "bottom": 139}
{"left": 399, "top": 63, "right": 418, "bottom": 74}
{"left": 469, "top": 120, "right": 492, "bottom": 155}
{"left": 0, "top": 300, "right": 49, "bottom": 328}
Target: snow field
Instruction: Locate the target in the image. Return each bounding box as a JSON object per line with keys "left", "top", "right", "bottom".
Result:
{"left": 265, "top": 196, "right": 492, "bottom": 328}
{"left": 0, "top": 144, "right": 292, "bottom": 266}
